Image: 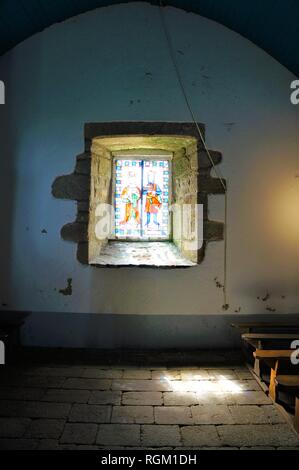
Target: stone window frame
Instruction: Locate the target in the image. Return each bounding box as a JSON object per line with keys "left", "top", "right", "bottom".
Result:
{"left": 89, "top": 133, "right": 201, "bottom": 264}
{"left": 52, "top": 121, "right": 225, "bottom": 267}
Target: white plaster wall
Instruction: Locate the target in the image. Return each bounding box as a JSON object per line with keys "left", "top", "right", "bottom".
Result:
{"left": 0, "top": 3, "right": 298, "bottom": 347}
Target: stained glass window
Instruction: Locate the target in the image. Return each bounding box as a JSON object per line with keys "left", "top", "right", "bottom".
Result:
{"left": 114, "top": 158, "right": 171, "bottom": 240}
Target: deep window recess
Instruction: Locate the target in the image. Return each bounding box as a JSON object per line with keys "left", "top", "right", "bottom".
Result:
{"left": 52, "top": 124, "right": 225, "bottom": 267}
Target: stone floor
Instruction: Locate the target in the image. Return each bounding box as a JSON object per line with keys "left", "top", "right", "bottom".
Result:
{"left": 0, "top": 363, "right": 298, "bottom": 450}
{"left": 90, "top": 241, "right": 196, "bottom": 267}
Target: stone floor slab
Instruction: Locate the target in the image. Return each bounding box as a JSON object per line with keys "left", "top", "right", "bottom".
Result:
{"left": 122, "top": 392, "right": 163, "bottom": 406}
{"left": 234, "top": 369, "right": 253, "bottom": 380}
{"left": 69, "top": 404, "right": 111, "bottom": 423}
{"left": 191, "top": 405, "right": 234, "bottom": 424}
{"left": 232, "top": 391, "right": 272, "bottom": 405}
{"left": 0, "top": 417, "right": 31, "bottom": 438}
{"left": 240, "top": 446, "right": 275, "bottom": 450}
{"left": 0, "top": 400, "right": 71, "bottom": 419}
{"left": 207, "top": 370, "right": 238, "bottom": 380}
{"left": 163, "top": 392, "right": 199, "bottom": 406}
{"left": 112, "top": 406, "right": 154, "bottom": 424}
{"left": 277, "top": 447, "right": 299, "bottom": 450}
{"left": 89, "top": 391, "right": 122, "bottom": 405}
{"left": 22, "top": 376, "right": 66, "bottom": 388}
{"left": 218, "top": 424, "right": 299, "bottom": 447}
{"left": 25, "top": 419, "right": 65, "bottom": 439}
{"left": 123, "top": 369, "right": 151, "bottom": 379}
{"left": 63, "top": 378, "right": 111, "bottom": 390}
{"left": 112, "top": 379, "right": 171, "bottom": 392}
{"left": 77, "top": 445, "right": 100, "bottom": 450}
{"left": 97, "top": 424, "right": 140, "bottom": 446}
{"left": 42, "top": 389, "right": 91, "bottom": 404}
{"left": 228, "top": 405, "right": 283, "bottom": 424}
{"left": 82, "top": 369, "right": 123, "bottom": 379}
{"left": 152, "top": 370, "right": 181, "bottom": 380}
{"left": 60, "top": 423, "right": 98, "bottom": 444}
{"left": 180, "top": 370, "right": 210, "bottom": 381}
{"left": 154, "top": 406, "right": 193, "bottom": 425}
{"left": 227, "top": 380, "right": 261, "bottom": 392}
{"left": 196, "top": 392, "right": 236, "bottom": 405}
{"left": 262, "top": 405, "right": 285, "bottom": 424}
{"left": 0, "top": 387, "right": 45, "bottom": 401}
{"left": 181, "top": 425, "right": 221, "bottom": 447}
{"left": 37, "top": 439, "right": 60, "bottom": 450}
{"left": 0, "top": 438, "right": 38, "bottom": 450}
{"left": 141, "top": 425, "right": 181, "bottom": 446}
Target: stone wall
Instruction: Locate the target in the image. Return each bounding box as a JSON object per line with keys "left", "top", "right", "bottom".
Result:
{"left": 88, "top": 142, "right": 113, "bottom": 262}
{"left": 172, "top": 142, "right": 198, "bottom": 263}
{"left": 2, "top": 3, "right": 298, "bottom": 345}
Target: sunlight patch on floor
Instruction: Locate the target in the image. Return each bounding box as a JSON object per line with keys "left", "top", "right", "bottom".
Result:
{"left": 162, "top": 374, "right": 243, "bottom": 394}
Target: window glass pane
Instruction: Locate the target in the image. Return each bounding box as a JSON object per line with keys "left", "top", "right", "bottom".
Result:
{"left": 142, "top": 159, "right": 169, "bottom": 239}
{"left": 114, "top": 159, "right": 142, "bottom": 238}
{"left": 114, "top": 158, "right": 170, "bottom": 240}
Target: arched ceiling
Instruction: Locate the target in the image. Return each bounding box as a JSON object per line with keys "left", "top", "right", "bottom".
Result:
{"left": 0, "top": 0, "right": 298, "bottom": 77}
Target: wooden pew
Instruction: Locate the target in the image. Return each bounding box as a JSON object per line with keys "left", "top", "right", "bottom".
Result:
{"left": 275, "top": 375, "right": 299, "bottom": 433}
{"left": 242, "top": 333, "right": 299, "bottom": 348}
{"left": 243, "top": 333, "right": 299, "bottom": 376}
{"left": 232, "top": 324, "right": 299, "bottom": 366}
{"left": 253, "top": 350, "right": 293, "bottom": 360}
{"left": 235, "top": 327, "right": 299, "bottom": 433}
{"left": 253, "top": 349, "right": 299, "bottom": 398}
{"left": 253, "top": 350, "right": 299, "bottom": 432}
{"left": 231, "top": 322, "right": 299, "bottom": 334}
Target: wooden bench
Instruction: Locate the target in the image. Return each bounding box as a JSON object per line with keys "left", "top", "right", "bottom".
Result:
{"left": 231, "top": 322, "right": 299, "bottom": 333}
{"left": 253, "top": 350, "right": 299, "bottom": 432}
{"left": 244, "top": 333, "right": 299, "bottom": 376}
{"left": 232, "top": 324, "right": 299, "bottom": 433}
{"left": 242, "top": 333, "right": 299, "bottom": 349}
{"left": 253, "top": 349, "right": 298, "bottom": 397}
{"left": 275, "top": 375, "right": 299, "bottom": 433}
{"left": 254, "top": 350, "right": 293, "bottom": 360}
{"left": 232, "top": 323, "right": 299, "bottom": 364}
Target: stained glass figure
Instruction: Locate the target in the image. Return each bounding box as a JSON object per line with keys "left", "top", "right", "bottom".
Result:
{"left": 114, "top": 158, "right": 170, "bottom": 240}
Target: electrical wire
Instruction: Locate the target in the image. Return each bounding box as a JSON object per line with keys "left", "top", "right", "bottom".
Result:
{"left": 159, "top": 1, "right": 228, "bottom": 307}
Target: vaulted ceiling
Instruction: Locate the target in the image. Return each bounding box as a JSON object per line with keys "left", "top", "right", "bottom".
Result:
{"left": 0, "top": 0, "right": 298, "bottom": 77}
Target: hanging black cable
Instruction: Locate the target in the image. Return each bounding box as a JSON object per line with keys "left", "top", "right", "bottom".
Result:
{"left": 158, "top": 1, "right": 229, "bottom": 308}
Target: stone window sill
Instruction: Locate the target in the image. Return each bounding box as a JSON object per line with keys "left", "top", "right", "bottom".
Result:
{"left": 89, "top": 241, "right": 196, "bottom": 267}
